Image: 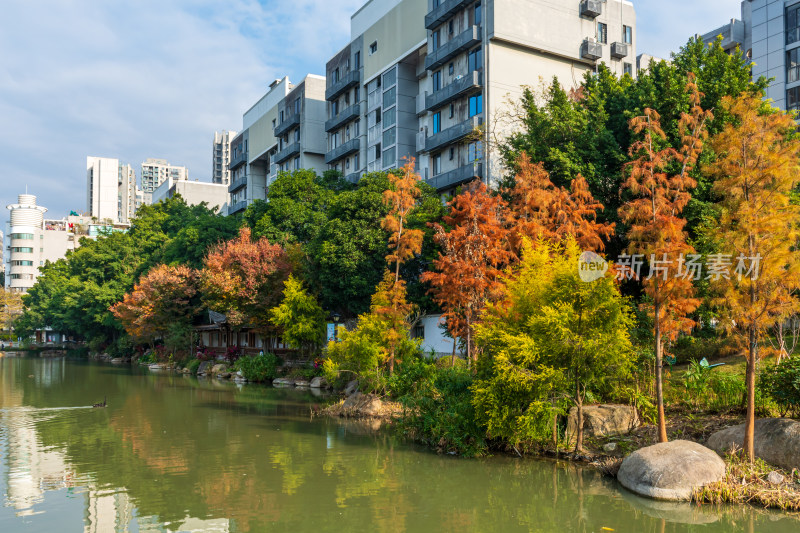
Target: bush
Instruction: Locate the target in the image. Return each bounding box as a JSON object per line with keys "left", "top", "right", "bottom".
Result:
{"left": 185, "top": 358, "right": 202, "bottom": 375}
{"left": 397, "top": 366, "right": 487, "bottom": 457}
{"left": 671, "top": 335, "right": 733, "bottom": 365}
{"left": 236, "top": 352, "right": 279, "bottom": 382}
{"left": 758, "top": 356, "right": 800, "bottom": 417}
{"left": 388, "top": 355, "right": 436, "bottom": 398}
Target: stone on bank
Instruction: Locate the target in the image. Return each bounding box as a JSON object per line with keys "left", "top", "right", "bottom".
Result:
{"left": 706, "top": 418, "right": 800, "bottom": 472}
{"left": 617, "top": 440, "right": 726, "bottom": 501}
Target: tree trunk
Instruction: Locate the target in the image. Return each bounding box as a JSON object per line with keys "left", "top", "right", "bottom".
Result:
{"left": 552, "top": 399, "right": 558, "bottom": 451}
{"left": 654, "top": 300, "right": 668, "bottom": 443}
{"left": 575, "top": 390, "right": 584, "bottom": 454}
{"left": 743, "top": 325, "right": 756, "bottom": 463}
{"left": 450, "top": 337, "right": 457, "bottom": 368}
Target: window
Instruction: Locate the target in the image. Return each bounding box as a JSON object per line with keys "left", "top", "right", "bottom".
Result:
{"left": 346, "top": 158, "right": 350, "bottom": 170}
{"left": 449, "top": 103, "right": 454, "bottom": 118}
{"left": 411, "top": 323, "right": 425, "bottom": 339}
{"left": 475, "top": 2, "right": 482, "bottom": 26}
{"left": 623, "top": 63, "right": 632, "bottom": 77}
{"left": 334, "top": 68, "right": 340, "bottom": 82}
{"left": 383, "top": 126, "right": 396, "bottom": 147}
{"left": 369, "top": 41, "right": 377, "bottom": 54}
{"left": 294, "top": 157, "right": 301, "bottom": 170}
{"left": 432, "top": 70, "right": 442, "bottom": 92}
{"left": 11, "top": 260, "right": 33, "bottom": 266}
{"left": 331, "top": 100, "right": 339, "bottom": 116}
{"left": 354, "top": 51, "right": 361, "bottom": 69}
{"left": 10, "top": 233, "right": 34, "bottom": 240}
{"left": 448, "top": 62, "right": 454, "bottom": 75}
{"left": 294, "top": 128, "right": 300, "bottom": 142}
{"left": 790, "top": 6, "right": 800, "bottom": 44}
{"left": 354, "top": 86, "right": 360, "bottom": 103}
{"left": 623, "top": 25, "right": 633, "bottom": 44}
{"left": 383, "top": 86, "right": 396, "bottom": 108}
{"left": 432, "top": 29, "right": 440, "bottom": 52}
{"left": 354, "top": 153, "right": 359, "bottom": 170}
{"left": 383, "top": 66, "right": 397, "bottom": 87}
{"left": 383, "top": 147, "right": 396, "bottom": 168}
{"left": 597, "top": 22, "right": 608, "bottom": 44}
{"left": 468, "top": 141, "right": 482, "bottom": 162}
{"left": 383, "top": 106, "right": 396, "bottom": 127}
{"left": 354, "top": 119, "right": 360, "bottom": 136}
{"left": 469, "top": 94, "right": 482, "bottom": 117}
{"left": 11, "top": 247, "right": 33, "bottom": 253}
{"left": 345, "top": 92, "right": 350, "bottom": 106}
{"left": 468, "top": 47, "right": 482, "bottom": 72}
{"left": 433, "top": 112, "right": 441, "bottom": 134}
{"left": 280, "top": 110, "right": 284, "bottom": 122}
{"left": 449, "top": 147, "right": 454, "bottom": 160}
{"left": 788, "top": 86, "right": 800, "bottom": 112}
{"left": 294, "top": 98, "right": 301, "bottom": 114}
{"left": 433, "top": 154, "right": 441, "bottom": 175}
{"left": 789, "top": 48, "right": 800, "bottom": 83}
{"left": 272, "top": 119, "right": 276, "bottom": 128}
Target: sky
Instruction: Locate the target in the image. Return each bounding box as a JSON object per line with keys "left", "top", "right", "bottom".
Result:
{"left": 0, "top": 0, "right": 742, "bottom": 219}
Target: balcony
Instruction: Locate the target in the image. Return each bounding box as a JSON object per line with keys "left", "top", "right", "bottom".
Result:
{"left": 580, "top": 0, "right": 602, "bottom": 18}
{"left": 611, "top": 42, "right": 629, "bottom": 59}
{"left": 274, "top": 113, "right": 300, "bottom": 137}
{"left": 274, "top": 142, "right": 301, "bottom": 164}
{"left": 228, "top": 200, "right": 248, "bottom": 215}
{"left": 325, "top": 69, "right": 360, "bottom": 101}
{"left": 228, "top": 150, "right": 247, "bottom": 171}
{"left": 425, "top": 25, "right": 481, "bottom": 71}
{"left": 425, "top": 0, "right": 470, "bottom": 30}
{"left": 345, "top": 171, "right": 362, "bottom": 183}
{"left": 325, "top": 103, "right": 361, "bottom": 132}
{"left": 426, "top": 162, "right": 483, "bottom": 191}
{"left": 416, "top": 93, "right": 426, "bottom": 115}
{"left": 324, "top": 138, "right": 360, "bottom": 164}
{"left": 422, "top": 115, "right": 482, "bottom": 153}
{"left": 580, "top": 40, "right": 603, "bottom": 61}
{"left": 425, "top": 70, "right": 482, "bottom": 112}
{"left": 228, "top": 176, "right": 247, "bottom": 194}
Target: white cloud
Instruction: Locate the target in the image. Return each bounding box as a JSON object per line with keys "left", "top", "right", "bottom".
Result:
{"left": 0, "top": 0, "right": 361, "bottom": 216}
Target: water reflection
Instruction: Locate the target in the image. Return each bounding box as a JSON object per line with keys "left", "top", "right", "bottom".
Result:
{"left": 0, "top": 354, "right": 798, "bottom": 532}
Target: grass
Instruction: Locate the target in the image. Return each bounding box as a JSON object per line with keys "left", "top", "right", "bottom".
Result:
{"left": 693, "top": 452, "right": 800, "bottom": 511}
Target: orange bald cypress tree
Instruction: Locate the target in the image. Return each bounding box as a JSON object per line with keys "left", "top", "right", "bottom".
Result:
{"left": 618, "top": 76, "right": 711, "bottom": 443}
{"left": 422, "top": 181, "right": 513, "bottom": 365}
{"left": 707, "top": 93, "right": 800, "bottom": 462}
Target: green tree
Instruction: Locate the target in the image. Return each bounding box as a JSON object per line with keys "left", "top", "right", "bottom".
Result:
{"left": 270, "top": 275, "right": 326, "bottom": 356}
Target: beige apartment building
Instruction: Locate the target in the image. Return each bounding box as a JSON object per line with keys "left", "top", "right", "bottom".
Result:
{"left": 324, "top": 0, "right": 637, "bottom": 192}
{"left": 212, "top": 130, "right": 236, "bottom": 185}
{"left": 228, "top": 75, "right": 328, "bottom": 215}
{"left": 140, "top": 158, "right": 189, "bottom": 194}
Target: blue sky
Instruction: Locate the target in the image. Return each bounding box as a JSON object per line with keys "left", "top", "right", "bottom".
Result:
{"left": 0, "top": 0, "right": 741, "bottom": 218}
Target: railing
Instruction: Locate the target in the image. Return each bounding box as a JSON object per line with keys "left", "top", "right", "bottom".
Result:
{"left": 273, "top": 142, "right": 301, "bottom": 164}
{"left": 228, "top": 176, "right": 247, "bottom": 193}
{"left": 274, "top": 113, "right": 300, "bottom": 137}
{"left": 325, "top": 70, "right": 360, "bottom": 101}
{"left": 425, "top": 25, "right": 481, "bottom": 71}
{"left": 425, "top": 0, "right": 470, "bottom": 30}
{"left": 325, "top": 103, "right": 361, "bottom": 132}
{"left": 580, "top": 40, "right": 603, "bottom": 61}
{"left": 426, "top": 162, "right": 483, "bottom": 191}
{"left": 422, "top": 116, "right": 482, "bottom": 153}
{"left": 227, "top": 200, "right": 248, "bottom": 215}
{"left": 324, "top": 138, "right": 360, "bottom": 164}
{"left": 425, "top": 70, "right": 482, "bottom": 112}
{"left": 228, "top": 150, "right": 248, "bottom": 170}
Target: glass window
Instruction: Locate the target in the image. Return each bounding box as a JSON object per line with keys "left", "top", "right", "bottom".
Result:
{"left": 468, "top": 47, "right": 482, "bottom": 72}
{"left": 354, "top": 119, "right": 360, "bottom": 136}
{"left": 449, "top": 103, "right": 454, "bottom": 118}
{"left": 384, "top": 106, "right": 396, "bottom": 127}
{"left": 623, "top": 25, "right": 633, "bottom": 44}
{"left": 354, "top": 153, "right": 359, "bottom": 170}
{"left": 432, "top": 70, "right": 441, "bottom": 92}
{"left": 433, "top": 112, "right": 441, "bottom": 134}
{"left": 383, "top": 66, "right": 397, "bottom": 87}
{"left": 431, "top": 29, "right": 440, "bottom": 52}
{"left": 354, "top": 51, "right": 361, "bottom": 69}
{"left": 789, "top": 48, "right": 800, "bottom": 83}
{"left": 597, "top": 23, "right": 608, "bottom": 44}
{"left": 11, "top": 233, "right": 34, "bottom": 240}
{"left": 475, "top": 2, "right": 482, "bottom": 26}
{"left": 433, "top": 154, "right": 441, "bottom": 175}
{"left": 294, "top": 128, "right": 300, "bottom": 142}
{"left": 383, "top": 126, "right": 396, "bottom": 147}
{"left": 468, "top": 141, "right": 482, "bottom": 162}
{"left": 788, "top": 86, "right": 800, "bottom": 111}
{"left": 448, "top": 62, "right": 454, "bottom": 75}
{"left": 623, "top": 63, "right": 632, "bottom": 77}
{"left": 383, "top": 86, "right": 396, "bottom": 108}
{"left": 469, "top": 94, "right": 483, "bottom": 117}
{"left": 11, "top": 247, "right": 34, "bottom": 253}
{"left": 449, "top": 147, "right": 454, "bottom": 160}
{"left": 789, "top": 6, "right": 800, "bottom": 45}
{"left": 383, "top": 147, "right": 396, "bottom": 168}
{"left": 369, "top": 41, "right": 377, "bottom": 54}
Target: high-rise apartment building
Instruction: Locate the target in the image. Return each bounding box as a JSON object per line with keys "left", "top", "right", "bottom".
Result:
{"left": 324, "top": 0, "right": 636, "bottom": 193}
{"left": 118, "top": 163, "right": 138, "bottom": 224}
{"left": 212, "top": 130, "right": 237, "bottom": 185}
{"left": 5, "top": 195, "right": 76, "bottom": 293}
{"left": 227, "top": 75, "right": 327, "bottom": 215}
{"left": 140, "top": 158, "right": 189, "bottom": 193}
{"left": 700, "top": 1, "right": 797, "bottom": 113}
{"left": 86, "top": 157, "right": 140, "bottom": 224}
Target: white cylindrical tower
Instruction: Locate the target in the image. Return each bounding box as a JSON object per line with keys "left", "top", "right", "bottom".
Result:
{"left": 6, "top": 194, "right": 47, "bottom": 292}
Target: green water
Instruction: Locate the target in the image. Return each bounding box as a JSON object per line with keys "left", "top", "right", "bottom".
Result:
{"left": 0, "top": 354, "right": 797, "bottom": 532}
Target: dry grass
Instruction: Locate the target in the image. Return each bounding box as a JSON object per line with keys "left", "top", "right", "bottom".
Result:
{"left": 693, "top": 452, "right": 800, "bottom": 511}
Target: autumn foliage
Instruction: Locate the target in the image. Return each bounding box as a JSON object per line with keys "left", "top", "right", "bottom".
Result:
{"left": 382, "top": 159, "right": 425, "bottom": 282}
{"left": 201, "top": 227, "right": 291, "bottom": 332}
{"left": 111, "top": 264, "right": 201, "bottom": 345}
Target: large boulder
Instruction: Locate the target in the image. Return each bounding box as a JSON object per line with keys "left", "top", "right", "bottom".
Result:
{"left": 617, "top": 440, "right": 726, "bottom": 501}
{"left": 341, "top": 392, "right": 383, "bottom": 416}
{"left": 706, "top": 418, "right": 800, "bottom": 471}
{"left": 344, "top": 380, "right": 359, "bottom": 396}
{"left": 310, "top": 376, "right": 330, "bottom": 389}
{"left": 566, "top": 404, "right": 639, "bottom": 444}
{"left": 197, "top": 361, "right": 213, "bottom": 375}
{"left": 210, "top": 363, "right": 228, "bottom": 375}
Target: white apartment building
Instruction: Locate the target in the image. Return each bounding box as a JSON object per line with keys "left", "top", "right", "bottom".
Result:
{"left": 140, "top": 158, "right": 189, "bottom": 194}
{"left": 325, "top": 0, "right": 636, "bottom": 192}
{"left": 213, "top": 130, "right": 237, "bottom": 185}
{"left": 152, "top": 177, "right": 229, "bottom": 214}
{"left": 5, "top": 195, "right": 77, "bottom": 293}
{"left": 228, "top": 75, "right": 328, "bottom": 215}
{"left": 86, "top": 157, "right": 140, "bottom": 224}
{"left": 118, "top": 163, "right": 138, "bottom": 224}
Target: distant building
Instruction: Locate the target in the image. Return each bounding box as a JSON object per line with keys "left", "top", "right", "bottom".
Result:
{"left": 140, "top": 158, "right": 189, "bottom": 194}
{"left": 118, "top": 163, "right": 139, "bottom": 224}
{"left": 227, "top": 75, "right": 328, "bottom": 215}
{"left": 152, "top": 178, "right": 229, "bottom": 214}
{"left": 636, "top": 53, "right": 666, "bottom": 73}
{"left": 5, "top": 195, "right": 76, "bottom": 293}
{"left": 86, "top": 157, "right": 140, "bottom": 224}
{"left": 212, "top": 130, "right": 236, "bottom": 185}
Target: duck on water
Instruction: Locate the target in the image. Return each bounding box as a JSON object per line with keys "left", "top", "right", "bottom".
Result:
{"left": 92, "top": 397, "right": 107, "bottom": 408}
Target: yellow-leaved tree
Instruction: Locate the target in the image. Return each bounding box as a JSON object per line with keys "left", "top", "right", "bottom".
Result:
{"left": 707, "top": 93, "right": 800, "bottom": 462}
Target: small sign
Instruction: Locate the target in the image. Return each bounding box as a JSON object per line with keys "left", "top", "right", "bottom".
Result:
{"left": 327, "top": 323, "right": 336, "bottom": 342}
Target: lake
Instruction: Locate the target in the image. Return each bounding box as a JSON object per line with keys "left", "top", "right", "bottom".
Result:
{"left": 0, "top": 353, "right": 797, "bottom": 532}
